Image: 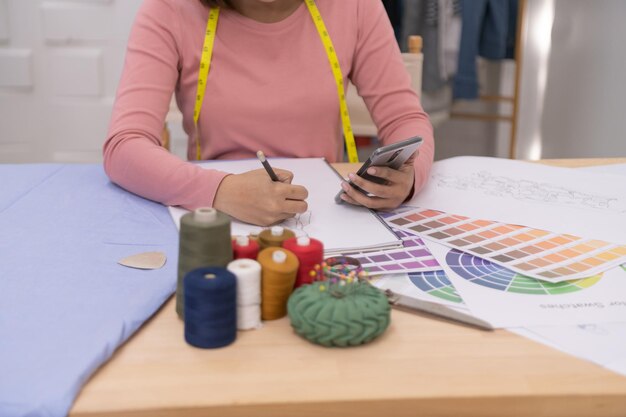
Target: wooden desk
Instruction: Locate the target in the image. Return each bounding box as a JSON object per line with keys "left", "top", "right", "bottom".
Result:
{"left": 70, "top": 159, "right": 626, "bottom": 417}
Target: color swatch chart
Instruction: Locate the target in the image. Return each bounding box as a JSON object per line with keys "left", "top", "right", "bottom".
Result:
{"left": 407, "top": 270, "right": 463, "bottom": 304}
{"left": 341, "top": 228, "right": 440, "bottom": 275}
{"left": 383, "top": 206, "right": 626, "bottom": 282}
{"left": 446, "top": 249, "right": 602, "bottom": 295}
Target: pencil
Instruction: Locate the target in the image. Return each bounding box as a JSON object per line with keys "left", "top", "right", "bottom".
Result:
{"left": 256, "top": 151, "right": 279, "bottom": 182}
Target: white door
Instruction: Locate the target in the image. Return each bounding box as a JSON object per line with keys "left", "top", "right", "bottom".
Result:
{"left": 0, "top": 0, "right": 143, "bottom": 163}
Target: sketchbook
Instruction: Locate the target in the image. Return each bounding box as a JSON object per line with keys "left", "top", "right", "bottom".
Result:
{"left": 168, "top": 158, "right": 401, "bottom": 255}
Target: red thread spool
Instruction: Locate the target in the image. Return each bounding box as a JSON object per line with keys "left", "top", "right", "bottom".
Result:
{"left": 282, "top": 236, "right": 324, "bottom": 288}
{"left": 232, "top": 235, "right": 259, "bottom": 260}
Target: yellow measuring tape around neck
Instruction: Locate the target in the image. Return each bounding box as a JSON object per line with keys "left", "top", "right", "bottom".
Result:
{"left": 303, "top": 0, "right": 358, "bottom": 163}
{"left": 193, "top": 7, "right": 219, "bottom": 161}
{"left": 193, "top": 1, "right": 358, "bottom": 163}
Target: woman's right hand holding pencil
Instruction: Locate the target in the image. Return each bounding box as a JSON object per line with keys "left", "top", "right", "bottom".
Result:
{"left": 213, "top": 169, "right": 308, "bottom": 226}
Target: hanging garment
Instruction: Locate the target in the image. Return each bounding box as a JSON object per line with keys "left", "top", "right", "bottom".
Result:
{"left": 453, "top": 0, "right": 518, "bottom": 99}
{"left": 383, "top": 0, "right": 404, "bottom": 44}
{"left": 438, "top": 0, "right": 462, "bottom": 81}
{"left": 401, "top": 0, "right": 447, "bottom": 92}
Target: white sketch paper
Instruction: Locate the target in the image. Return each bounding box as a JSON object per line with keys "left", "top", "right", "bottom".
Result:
{"left": 424, "top": 239, "right": 626, "bottom": 328}
{"left": 511, "top": 323, "right": 626, "bottom": 378}
{"left": 407, "top": 157, "right": 626, "bottom": 245}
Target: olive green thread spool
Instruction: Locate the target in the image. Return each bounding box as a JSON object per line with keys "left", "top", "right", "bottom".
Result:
{"left": 258, "top": 226, "right": 295, "bottom": 250}
{"left": 287, "top": 281, "right": 390, "bottom": 347}
{"left": 176, "top": 207, "right": 233, "bottom": 318}
{"left": 257, "top": 247, "right": 299, "bottom": 320}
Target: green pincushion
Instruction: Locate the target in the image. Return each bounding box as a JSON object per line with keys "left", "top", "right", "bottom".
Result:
{"left": 287, "top": 281, "right": 390, "bottom": 347}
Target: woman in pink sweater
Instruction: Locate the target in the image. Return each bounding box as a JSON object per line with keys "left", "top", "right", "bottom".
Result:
{"left": 104, "top": 0, "right": 434, "bottom": 226}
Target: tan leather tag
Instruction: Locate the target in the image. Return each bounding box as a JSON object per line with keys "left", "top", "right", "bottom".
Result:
{"left": 118, "top": 251, "right": 167, "bottom": 270}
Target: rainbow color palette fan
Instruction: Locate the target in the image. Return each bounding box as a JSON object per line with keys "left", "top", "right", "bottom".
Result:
{"left": 445, "top": 249, "right": 601, "bottom": 295}
{"left": 407, "top": 270, "right": 463, "bottom": 304}
{"left": 384, "top": 206, "right": 626, "bottom": 282}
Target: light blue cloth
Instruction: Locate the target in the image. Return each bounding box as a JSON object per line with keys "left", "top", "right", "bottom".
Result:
{"left": 0, "top": 164, "right": 178, "bottom": 417}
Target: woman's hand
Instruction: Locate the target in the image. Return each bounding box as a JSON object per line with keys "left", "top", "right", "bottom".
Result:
{"left": 339, "top": 154, "right": 416, "bottom": 211}
{"left": 213, "top": 168, "right": 308, "bottom": 226}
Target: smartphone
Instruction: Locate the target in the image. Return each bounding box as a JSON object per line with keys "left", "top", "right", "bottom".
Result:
{"left": 335, "top": 136, "right": 423, "bottom": 203}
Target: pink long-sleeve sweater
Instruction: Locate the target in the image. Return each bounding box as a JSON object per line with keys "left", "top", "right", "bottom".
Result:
{"left": 104, "top": 0, "right": 434, "bottom": 210}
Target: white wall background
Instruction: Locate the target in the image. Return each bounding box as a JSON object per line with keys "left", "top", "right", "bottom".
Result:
{"left": 537, "top": 0, "right": 626, "bottom": 158}
{"left": 0, "top": 0, "right": 142, "bottom": 163}
{"left": 516, "top": 0, "right": 626, "bottom": 159}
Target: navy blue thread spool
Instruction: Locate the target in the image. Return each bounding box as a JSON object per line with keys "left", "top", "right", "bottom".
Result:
{"left": 184, "top": 267, "right": 237, "bottom": 349}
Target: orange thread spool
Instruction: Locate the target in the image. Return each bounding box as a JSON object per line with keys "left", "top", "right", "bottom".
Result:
{"left": 258, "top": 226, "right": 295, "bottom": 250}
{"left": 282, "top": 236, "right": 324, "bottom": 288}
{"left": 257, "top": 247, "right": 299, "bottom": 320}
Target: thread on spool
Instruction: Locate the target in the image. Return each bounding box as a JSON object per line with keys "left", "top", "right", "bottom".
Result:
{"left": 227, "top": 258, "right": 262, "bottom": 330}
{"left": 258, "top": 227, "right": 295, "bottom": 250}
{"left": 272, "top": 250, "right": 287, "bottom": 263}
{"left": 177, "top": 208, "right": 233, "bottom": 318}
{"left": 184, "top": 267, "right": 237, "bottom": 349}
{"left": 232, "top": 235, "right": 260, "bottom": 260}
{"left": 194, "top": 207, "right": 217, "bottom": 222}
{"left": 257, "top": 247, "right": 299, "bottom": 320}
{"left": 282, "top": 236, "right": 324, "bottom": 288}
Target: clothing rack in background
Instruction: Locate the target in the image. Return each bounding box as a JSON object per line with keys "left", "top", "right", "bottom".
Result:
{"left": 448, "top": 0, "right": 526, "bottom": 159}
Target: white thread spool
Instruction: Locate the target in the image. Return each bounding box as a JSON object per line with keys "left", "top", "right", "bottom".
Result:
{"left": 227, "top": 258, "right": 262, "bottom": 330}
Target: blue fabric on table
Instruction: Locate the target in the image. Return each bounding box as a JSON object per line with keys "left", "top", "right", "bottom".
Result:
{"left": 0, "top": 165, "right": 178, "bottom": 417}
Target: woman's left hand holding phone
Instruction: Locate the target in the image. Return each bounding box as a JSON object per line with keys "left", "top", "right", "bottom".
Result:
{"left": 213, "top": 169, "right": 309, "bottom": 226}
{"left": 339, "top": 154, "right": 416, "bottom": 210}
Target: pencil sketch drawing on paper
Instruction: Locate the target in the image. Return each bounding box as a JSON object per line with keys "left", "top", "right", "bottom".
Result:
{"left": 283, "top": 211, "right": 312, "bottom": 234}
{"left": 433, "top": 171, "right": 622, "bottom": 212}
